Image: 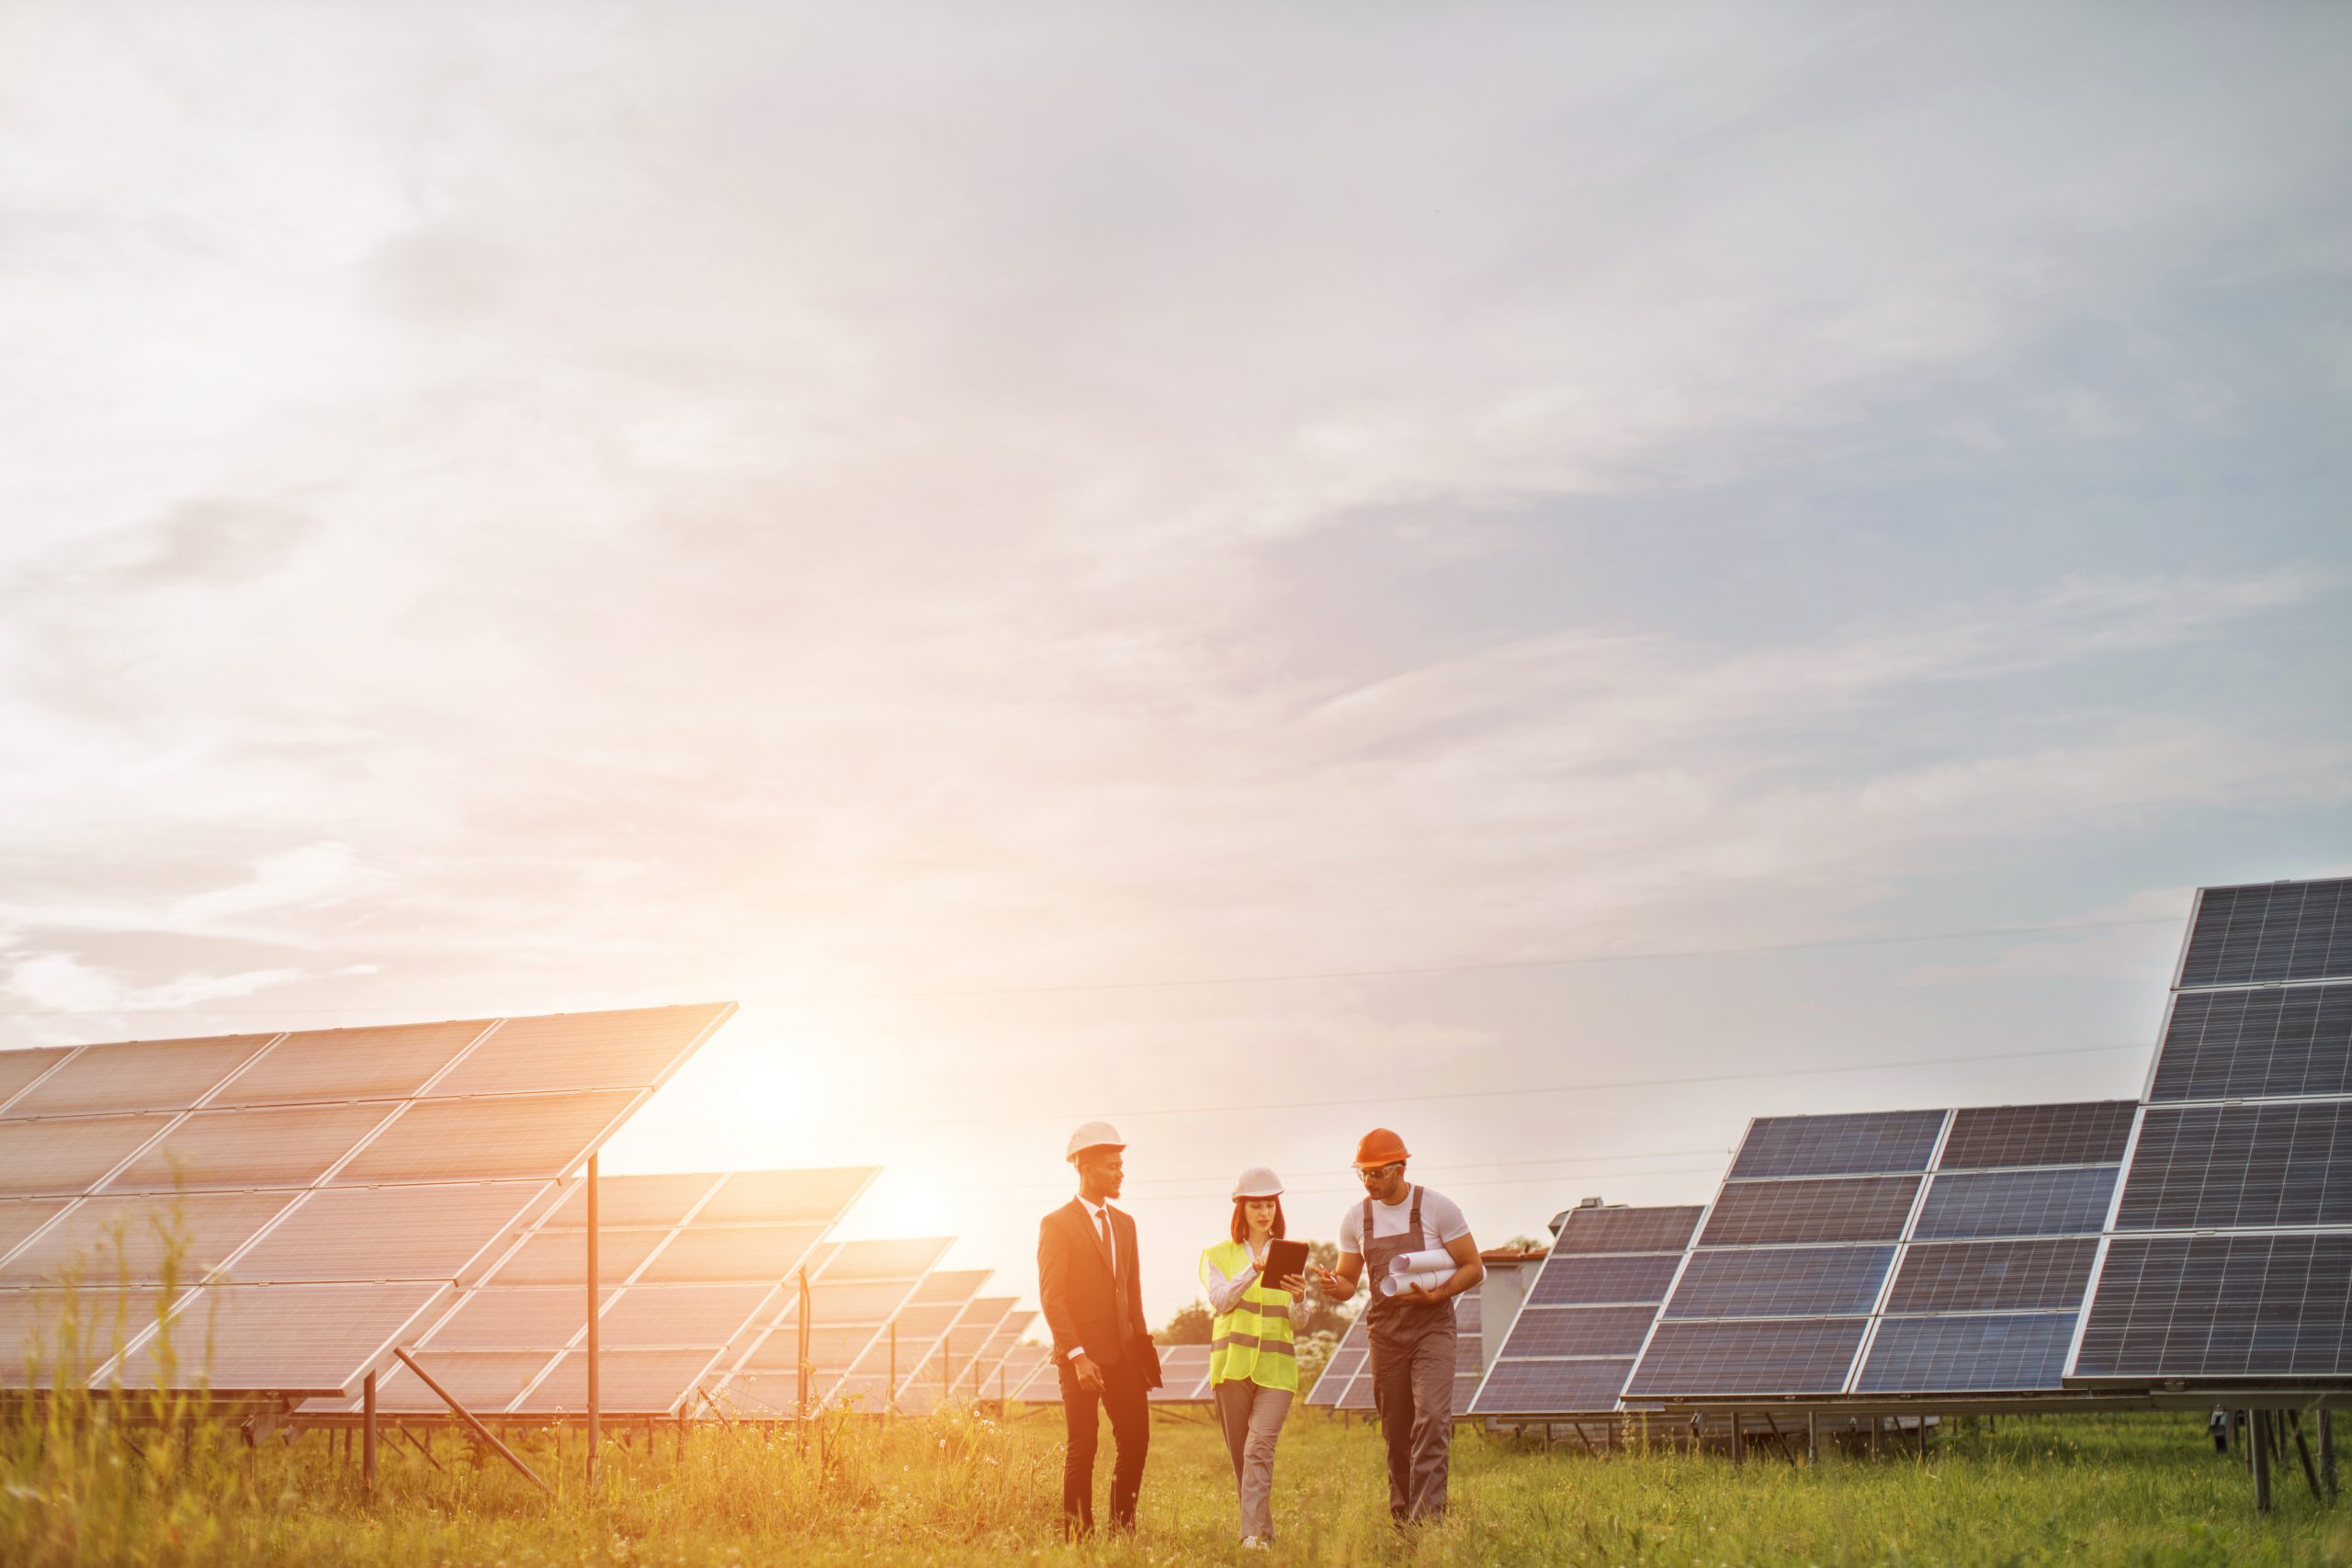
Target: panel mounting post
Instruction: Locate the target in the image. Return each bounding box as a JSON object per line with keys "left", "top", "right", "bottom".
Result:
{"left": 361, "top": 1371, "right": 379, "bottom": 1498}
{"left": 2322, "top": 1409, "right": 2338, "bottom": 1501}
{"left": 2254, "top": 1404, "right": 2273, "bottom": 1513}
{"left": 587, "top": 1152, "right": 601, "bottom": 1491}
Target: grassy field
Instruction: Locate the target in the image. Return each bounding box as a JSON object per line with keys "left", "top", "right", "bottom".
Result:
{"left": 3, "top": 1399, "right": 2346, "bottom": 1566}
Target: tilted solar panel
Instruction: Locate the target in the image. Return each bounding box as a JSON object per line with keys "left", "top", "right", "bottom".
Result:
{"left": 1667, "top": 1247, "right": 1893, "bottom": 1319}
{"left": 2071, "top": 879, "right": 2352, "bottom": 1389}
{"left": 1470, "top": 1203, "right": 1702, "bottom": 1418}
{"left": 2147, "top": 985, "right": 2352, "bottom": 1103}
{"left": 1882, "top": 1237, "right": 2097, "bottom": 1314}
{"left": 1727, "top": 1111, "right": 1945, "bottom": 1180}
{"left": 2176, "top": 877, "right": 2352, "bottom": 990}
{"left": 1939, "top": 1101, "right": 2135, "bottom": 1169}
{"left": 713, "top": 1236, "right": 949, "bottom": 1416}
{"left": 1303, "top": 1314, "right": 1368, "bottom": 1409}
{"left": 1697, "top": 1177, "right": 1921, "bottom": 1247}
{"left": 1627, "top": 1100, "right": 2129, "bottom": 1401}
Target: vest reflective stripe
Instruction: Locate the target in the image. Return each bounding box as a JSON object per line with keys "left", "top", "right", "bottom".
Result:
{"left": 1203, "top": 1239, "right": 1299, "bottom": 1391}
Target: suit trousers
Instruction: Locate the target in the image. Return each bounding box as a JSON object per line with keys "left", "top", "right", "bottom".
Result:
{"left": 1058, "top": 1355, "right": 1150, "bottom": 1536}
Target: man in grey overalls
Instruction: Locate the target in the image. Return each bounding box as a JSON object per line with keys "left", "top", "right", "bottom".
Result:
{"left": 1310, "top": 1127, "right": 1484, "bottom": 1526}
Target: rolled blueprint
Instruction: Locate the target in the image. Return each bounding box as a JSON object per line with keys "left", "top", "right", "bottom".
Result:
{"left": 1378, "top": 1267, "right": 1452, "bottom": 1297}
{"left": 1385, "top": 1248, "right": 1455, "bottom": 1276}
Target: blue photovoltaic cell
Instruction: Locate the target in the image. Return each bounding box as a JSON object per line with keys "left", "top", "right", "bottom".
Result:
{"left": 1663, "top": 1247, "right": 1893, "bottom": 1320}
{"left": 2177, "top": 878, "right": 2352, "bottom": 990}
{"left": 1699, "top": 1177, "right": 1920, "bottom": 1247}
{"left": 1624, "top": 1317, "right": 1867, "bottom": 1397}
{"left": 2117, "top": 1103, "right": 2352, "bottom": 1231}
{"left": 1469, "top": 1358, "right": 1634, "bottom": 1416}
{"left": 1884, "top": 1238, "right": 2098, "bottom": 1314}
{"left": 2075, "top": 1234, "right": 2352, "bottom": 1380}
{"left": 1938, "top": 1101, "right": 2135, "bottom": 1169}
{"left": 2147, "top": 984, "right": 2352, "bottom": 1104}
{"left": 1528, "top": 1253, "right": 1684, "bottom": 1307}
{"left": 1909, "top": 1167, "right": 2119, "bottom": 1240}
{"left": 1728, "top": 1111, "right": 1946, "bottom": 1180}
{"left": 1857, "top": 1313, "right": 2077, "bottom": 1393}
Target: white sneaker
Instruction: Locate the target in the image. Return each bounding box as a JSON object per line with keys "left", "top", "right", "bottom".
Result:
{"left": 1240, "top": 1537, "right": 1269, "bottom": 1550}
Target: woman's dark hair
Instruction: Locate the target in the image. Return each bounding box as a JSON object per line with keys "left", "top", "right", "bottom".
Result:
{"left": 1230, "top": 1195, "right": 1287, "bottom": 1245}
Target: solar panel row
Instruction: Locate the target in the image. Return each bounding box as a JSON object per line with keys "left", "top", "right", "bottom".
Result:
{"left": 0, "top": 1005, "right": 734, "bottom": 1399}
{"left": 1623, "top": 1102, "right": 2131, "bottom": 1401}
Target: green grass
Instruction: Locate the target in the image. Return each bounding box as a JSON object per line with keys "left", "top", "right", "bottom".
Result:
{"left": 5, "top": 1401, "right": 2349, "bottom": 1565}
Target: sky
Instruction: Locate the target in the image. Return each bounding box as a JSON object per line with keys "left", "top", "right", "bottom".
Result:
{"left": 2, "top": 3, "right": 2348, "bottom": 1325}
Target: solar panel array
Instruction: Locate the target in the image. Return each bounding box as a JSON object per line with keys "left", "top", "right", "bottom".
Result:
{"left": 718, "top": 1235, "right": 954, "bottom": 1416}
{"left": 0, "top": 1005, "right": 732, "bottom": 1395}
{"left": 347, "top": 1165, "right": 873, "bottom": 1417}
{"left": 822, "top": 1267, "right": 987, "bottom": 1412}
{"left": 1623, "top": 1101, "right": 2132, "bottom": 1400}
{"left": 896, "top": 1294, "right": 1018, "bottom": 1414}
{"left": 2070, "top": 876, "right": 2352, "bottom": 1386}
{"left": 1469, "top": 1206, "right": 1702, "bottom": 1417}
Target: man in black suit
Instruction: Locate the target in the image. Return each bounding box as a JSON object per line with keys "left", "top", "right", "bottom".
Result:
{"left": 1038, "top": 1119, "right": 1162, "bottom": 1538}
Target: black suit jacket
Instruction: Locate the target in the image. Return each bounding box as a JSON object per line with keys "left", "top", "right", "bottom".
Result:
{"left": 1038, "top": 1199, "right": 1163, "bottom": 1387}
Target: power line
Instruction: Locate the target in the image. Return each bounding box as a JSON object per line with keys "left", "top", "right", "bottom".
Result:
{"left": 0, "top": 914, "right": 2181, "bottom": 1018}
{"left": 758, "top": 1039, "right": 2152, "bottom": 1133}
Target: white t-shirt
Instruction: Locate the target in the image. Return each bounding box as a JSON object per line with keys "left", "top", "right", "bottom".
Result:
{"left": 1336, "top": 1187, "right": 1471, "bottom": 1256}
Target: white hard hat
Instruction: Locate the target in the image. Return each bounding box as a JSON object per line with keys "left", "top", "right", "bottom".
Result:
{"left": 1231, "top": 1167, "right": 1284, "bottom": 1200}
{"left": 1066, "top": 1120, "right": 1126, "bottom": 1162}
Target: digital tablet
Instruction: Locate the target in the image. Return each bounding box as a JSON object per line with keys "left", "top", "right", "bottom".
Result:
{"left": 1262, "top": 1237, "right": 1310, "bottom": 1288}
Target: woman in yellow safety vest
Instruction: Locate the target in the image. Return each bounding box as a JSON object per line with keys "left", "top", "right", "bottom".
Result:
{"left": 1200, "top": 1167, "right": 1307, "bottom": 1549}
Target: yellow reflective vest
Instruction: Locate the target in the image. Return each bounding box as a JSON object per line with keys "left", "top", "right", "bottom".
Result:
{"left": 1203, "top": 1238, "right": 1298, "bottom": 1391}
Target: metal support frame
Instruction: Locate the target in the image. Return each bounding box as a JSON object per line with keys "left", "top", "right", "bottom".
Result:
{"left": 586, "top": 1153, "right": 601, "bottom": 1491}
{"left": 362, "top": 1371, "right": 379, "bottom": 1496}
{"left": 2254, "top": 1404, "right": 2273, "bottom": 1512}
{"left": 2323, "top": 1410, "right": 2339, "bottom": 1501}
{"left": 888, "top": 1323, "right": 898, "bottom": 1418}
{"left": 400, "top": 1425, "right": 445, "bottom": 1473}
{"left": 2290, "top": 1411, "right": 2324, "bottom": 1501}
{"left": 392, "top": 1349, "right": 554, "bottom": 1496}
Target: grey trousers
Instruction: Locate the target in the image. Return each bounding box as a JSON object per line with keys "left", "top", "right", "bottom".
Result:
{"left": 1369, "top": 1325, "right": 1454, "bottom": 1522}
{"left": 1212, "top": 1378, "right": 1292, "bottom": 1540}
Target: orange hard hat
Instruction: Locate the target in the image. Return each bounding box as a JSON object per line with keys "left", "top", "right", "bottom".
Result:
{"left": 1354, "top": 1127, "right": 1410, "bottom": 1167}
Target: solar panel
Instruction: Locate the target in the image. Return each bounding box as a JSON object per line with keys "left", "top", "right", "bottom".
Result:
{"left": 1910, "top": 1168, "right": 2120, "bottom": 1240}
{"left": 1939, "top": 1101, "right": 2135, "bottom": 1169}
{"left": 2074, "top": 1234, "right": 2352, "bottom": 1380}
{"left": 1546, "top": 1205, "right": 1706, "bottom": 1255}
{"left": 897, "top": 1294, "right": 1017, "bottom": 1412}
{"left": 1626, "top": 1318, "right": 1868, "bottom": 1397}
{"left": 2147, "top": 985, "right": 2352, "bottom": 1103}
{"left": 1855, "top": 1314, "right": 2080, "bottom": 1393}
{"left": 2176, "top": 877, "right": 2352, "bottom": 989}
{"left": 1697, "top": 1177, "right": 1921, "bottom": 1247}
{"left": 2070, "top": 879, "right": 2352, "bottom": 1389}
{"left": 1883, "top": 1237, "right": 2098, "bottom": 1314}
{"left": 1666, "top": 1247, "right": 1894, "bottom": 1319}
{"left": 1149, "top": 1344, "right": 1214, "bottom": 1403}
{"left": 1727, "top": 1111, "right": 1945, "bottom": 1179}
{"left": 0, "top": 1005, "right": 737, "bottom": 1398}
{"left": 1470, "top": 1203, "right": 1700, "bottom": 1418}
